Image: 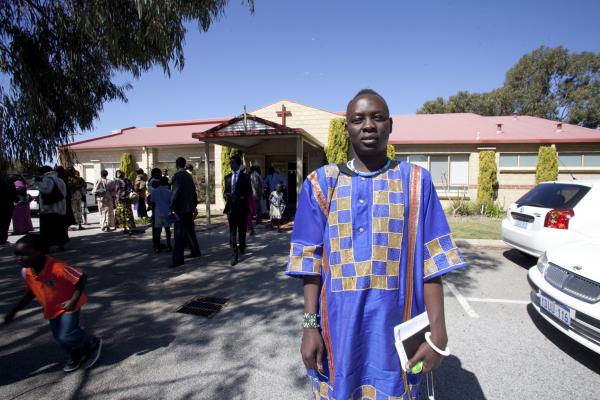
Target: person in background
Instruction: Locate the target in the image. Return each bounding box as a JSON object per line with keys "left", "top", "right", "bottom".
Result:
{"left": 162, "top": 169, "right": 170, "bottom": 181}
{"left": 269, "top": 183, "right": 285, "bottom": 233}
{"left": 185, "top": 164, "right": 194, "bottom": 176}
{"left": 150, "top": 177, "right": 173, "bottom": 253}
{"left": 93, "top": 170, "right": 115, "bottom": 232}
{"left": 134, "top": 168, "right": 148, "bottom": 219}
{"left": 223, "top": 155, "right": 252, "bottom": 266}
{"left": 67, "top": 169, "right": 85, "bottom": 230}
{"left": 250, "top": 166, "right": 264, "bottom": 226}
{"left": 11, "top": 176, "right": 34, "bottom": 235}
{"left": 4, "top": 234, "right": 102, "bottom": 373}
{"left": 0, "top": 173, "right": 17, "bottom": 245}
{"left": 114, "top": 171, "right": 136, "bottom": 235}
{"left": 147, "top": 168, "right": 162, "bottom": 248}
{"left": 55, "top": 166, "right": 75, "bottom": 237}
{"left": 37, "top": 166, "right": 68, "bottom": 251}
{"left": 170, "top": 157, "right": 201, "bottom": 268}
{"left": 265, "top": 166, "right": 286, "bottom": 195}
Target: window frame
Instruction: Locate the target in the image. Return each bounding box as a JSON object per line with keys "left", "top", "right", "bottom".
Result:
{"left": 396, "top": 153, "right": 470, "bottom": 197}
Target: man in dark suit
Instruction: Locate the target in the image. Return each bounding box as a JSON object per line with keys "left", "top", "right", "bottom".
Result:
{"left": 169, "top": 157, "right": 201, "bottom": 268}
{"left": 223, "top": 155, "right": 252, "bottom": 265}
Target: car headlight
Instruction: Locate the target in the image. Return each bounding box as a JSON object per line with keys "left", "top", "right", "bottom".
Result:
{"left": 537, "top": 252, "right": 549, "bottom": 274}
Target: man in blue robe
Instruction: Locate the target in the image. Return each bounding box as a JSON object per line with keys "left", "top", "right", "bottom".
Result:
{"left": 286, "top": 89, "right": 467, "bottom": 399}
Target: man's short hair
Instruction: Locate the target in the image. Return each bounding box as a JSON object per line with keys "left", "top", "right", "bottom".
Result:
{"left": 151, "top": 167, "right": 161, "bottom": 177}
{"left": 101, "top": 169, "right": 108, "bottom": 178}
{"left": 346, "top": 88, "right": 389, "bottom": 115}
{"left": 230, "top": 155, "right": 242, "bottom": 165}
{"left": 136, "top": 168, "right": 144, "bottom": 174}
{"left": 16, "top": 234, "right": 46, "bottom": 253}
{"left": 39, "top": 165, "right": 53, "bottom": 175}
{"left": 176, "top": 157, "right": 186, "bottom": 168}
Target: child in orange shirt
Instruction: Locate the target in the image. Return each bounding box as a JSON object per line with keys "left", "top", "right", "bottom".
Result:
{"left": 4, "top": 234, "right": 102, "bottom": 372}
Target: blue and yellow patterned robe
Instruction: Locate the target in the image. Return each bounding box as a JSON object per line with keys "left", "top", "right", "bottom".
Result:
{"left": 286, "top": 161, "right": 467, "bottom": 400}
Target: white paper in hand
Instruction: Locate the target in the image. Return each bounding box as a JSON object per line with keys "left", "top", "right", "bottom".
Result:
{"left": 394, "top": 311, "right": 430, "bottom": 372}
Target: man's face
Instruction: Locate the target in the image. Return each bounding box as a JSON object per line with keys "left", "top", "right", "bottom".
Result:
{"left": 230, "top": 160, "right": 240, "bottom": 171}
{"left": 346, "top": 94, "right": 392, "bottom": 158}
{"left": 14, "top": 243, "right": 42, "bottom": 268}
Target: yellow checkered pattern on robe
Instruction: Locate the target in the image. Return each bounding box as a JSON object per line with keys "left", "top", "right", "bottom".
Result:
{"left": 288, "top": 244, "right": 323, "bottom": 275}
{"left": 312, "top": 381, "right": 413, "bottom": 400}
{"left": 423, "top": 233, "right": 465, "bottom": 279}
{"left": 328, "top": 167, "right": 405, "bottom": 292}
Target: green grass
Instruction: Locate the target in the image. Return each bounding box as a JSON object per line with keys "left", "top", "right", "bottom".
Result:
{"left": 447, "top": 216, "right": 502, "bottom": 240}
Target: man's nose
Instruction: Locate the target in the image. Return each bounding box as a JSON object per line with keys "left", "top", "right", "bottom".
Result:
{"left": 362, "top": 117, "right": 376, "bottom": 131}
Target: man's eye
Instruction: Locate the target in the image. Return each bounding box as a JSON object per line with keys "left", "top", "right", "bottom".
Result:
{"left": 351, "top": 117, "right": 363, "bottom": 123}
{"left": 374, "top": 115, "right": 386, "bottom": 121}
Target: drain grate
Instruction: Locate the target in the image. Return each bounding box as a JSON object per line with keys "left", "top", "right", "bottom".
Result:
{"left": 176, "top": 296, "right": 228, "bottom": 318}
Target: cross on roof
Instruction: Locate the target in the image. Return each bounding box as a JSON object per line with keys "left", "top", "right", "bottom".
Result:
{"left": 276, "top": 104, "right": 292, "bottom": 126}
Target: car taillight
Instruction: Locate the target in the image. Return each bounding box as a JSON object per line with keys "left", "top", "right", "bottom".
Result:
{"left": 544, "top": 209, "right": 574, "bottom": 229}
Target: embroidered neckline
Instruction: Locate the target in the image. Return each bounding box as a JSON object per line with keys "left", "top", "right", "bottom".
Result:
{"left": 346, "top": 158, "right": 392, "bottom": 177}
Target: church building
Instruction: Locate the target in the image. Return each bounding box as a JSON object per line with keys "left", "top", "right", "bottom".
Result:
{"left": 65, "top": 99, "right": 600, "bottom": 213}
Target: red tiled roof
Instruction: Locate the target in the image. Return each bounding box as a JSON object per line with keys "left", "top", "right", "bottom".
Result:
{"left": 65, "top": 105, "right": 600, "bottom": 151}
{"left": 66, "top": 120, "right": 225, "bottom": 150}
{"left": 388, "top": 113, "right": 600, "bottom": 144}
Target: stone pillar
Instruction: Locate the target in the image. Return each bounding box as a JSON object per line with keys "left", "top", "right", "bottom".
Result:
{"left": 204, "top": 144, "right": 211, "bottom": 225}
{"left": 296, "top": 137, "right": 303, "bottom": 206}
{"left": 214, "top": 144, "right": 225, "bottom": 211}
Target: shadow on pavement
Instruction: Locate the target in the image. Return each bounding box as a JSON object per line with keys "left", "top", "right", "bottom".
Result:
{"left": 444, "top": 244, "right": 503, "bottom": 295}
{"left": 419, "top": 355, "right": 486, "bottom": 400}
{"left": 502, "top": 249, "right": 537, "bottom": 270}
{"left": 0, "top": 221, "right": 305, "bottom": 399}
{"left": 526, "top": 304, "right": 600, "bottom": 375}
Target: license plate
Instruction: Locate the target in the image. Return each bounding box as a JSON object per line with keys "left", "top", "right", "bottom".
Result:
{"left": 540, "top": 293, "right": 570, "bottom": 326}
{"left": 513, "top": 219, "right": 529, "bottom": 229}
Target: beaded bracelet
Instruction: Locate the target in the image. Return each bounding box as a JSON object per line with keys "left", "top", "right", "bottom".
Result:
{"left": 303, "top": 313, "right": 320, "bottom": 329}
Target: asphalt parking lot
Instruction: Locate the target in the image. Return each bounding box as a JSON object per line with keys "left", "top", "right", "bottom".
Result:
{"left": 0, "top": 218, "right": 598, "bottom": 399}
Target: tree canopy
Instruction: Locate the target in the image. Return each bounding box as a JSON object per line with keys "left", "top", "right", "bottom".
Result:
{"left": 418, "top": 46, "right": 600, "bottom": 128}
{"left": 0, "top": 0, "right": 254, "bottom": 167}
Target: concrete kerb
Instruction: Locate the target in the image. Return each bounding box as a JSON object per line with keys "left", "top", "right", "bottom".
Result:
{"left": 455, "top": 238, "right": 510, "bottom": 250}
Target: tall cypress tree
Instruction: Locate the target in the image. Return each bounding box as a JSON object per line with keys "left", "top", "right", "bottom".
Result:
{"left": 325, "top": 118, "right": 349, "bottom": 164}
{"left": 535, "top": 146, "right": 559, "bottom": 183}
{"left": 477, "top": 151, "right": 497, "bottom": 204}
{"left": 120, "top": 152, "right": 136, "bottom": 182}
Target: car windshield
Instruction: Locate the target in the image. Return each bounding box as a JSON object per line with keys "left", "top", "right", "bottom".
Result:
{"left": 516, "top": 183, "right": 590, "bottom": 209}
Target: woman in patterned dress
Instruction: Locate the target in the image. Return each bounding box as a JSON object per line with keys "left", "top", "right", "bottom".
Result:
{"left": 114, "top": 171, "right": 136, "bottom": 235}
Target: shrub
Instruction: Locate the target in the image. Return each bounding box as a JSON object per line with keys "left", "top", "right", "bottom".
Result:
{"left": 119, "top": 152, "right": 136, "bottom": 182}
{"left": 447, "top": 199, "right": 478, "bottom": 216}
{"left": 479, "top": 200, "right": 505, "bottom": 218}
{"left": 477, "top": 150, "right": 497, "bottom": 204}
{"left": 325, "top": 118, "right": 349, "bottom": 164}
{"left": 535, "top": 145, "right": 558, "bottom": 183}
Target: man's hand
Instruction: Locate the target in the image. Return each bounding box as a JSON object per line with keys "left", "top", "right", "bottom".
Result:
{"left": 4, "top": 311, "right": 16, "bottom": 324}
{"left": 301, "top": 328, "right": 325, "bottom": 374}
{"left": 406, "top": 337, "right": 446, "bottom": 373}
{"left": 61, "top": 299, "right": 77, "bottom": 311}
{"left": 192, "top": 210, "right": 198, "bottom": 220}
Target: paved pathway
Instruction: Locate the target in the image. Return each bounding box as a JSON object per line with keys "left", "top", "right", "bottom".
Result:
{"left": 1, "top": 215, "right": 598, "bottom": 399}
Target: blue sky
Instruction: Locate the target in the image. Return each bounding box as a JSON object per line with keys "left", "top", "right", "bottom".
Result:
{"left": 84, "top": 0, "right": 600, "bottom": 141}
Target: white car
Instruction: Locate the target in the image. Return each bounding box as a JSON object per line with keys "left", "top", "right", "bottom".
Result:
{"left": 28, "top": 180, "right": 97, "bottom": 215}
{"left": 502, "top": 180, "right": 600, "bottom": 257}
{"left": 528, "top": 241, "right": 600, "bottom": 354}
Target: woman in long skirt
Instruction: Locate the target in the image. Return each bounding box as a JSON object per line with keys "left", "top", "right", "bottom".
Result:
{"left": 11, "top": 178, "right": 34, "bottom": 235}
{"left": 114, "top": 172, "right": 136, "bottom": 235}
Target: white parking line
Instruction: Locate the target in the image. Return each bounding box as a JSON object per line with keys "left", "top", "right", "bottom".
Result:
{"left": 445, "top": 282, "right": 480, "bottom": 318}
{"left": 465, "top": 297, "right": 530, "bottom": 305}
